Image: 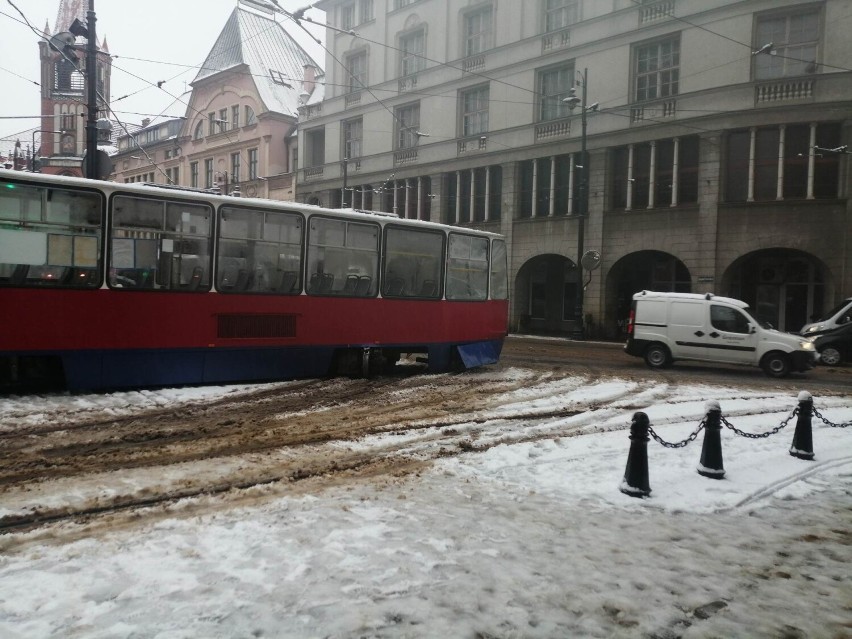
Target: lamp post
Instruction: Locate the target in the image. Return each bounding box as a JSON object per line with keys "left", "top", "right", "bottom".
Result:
{"left": 563, "top": 68, "right": 598, "bottom": 339}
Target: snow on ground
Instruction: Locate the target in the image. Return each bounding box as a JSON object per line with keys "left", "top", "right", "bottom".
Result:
{"left": 0, "top": 372, "right": 850, "bottom": 638}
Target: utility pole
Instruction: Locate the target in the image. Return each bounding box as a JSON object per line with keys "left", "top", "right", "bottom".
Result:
{"left": 84, "top": 1, "right": 99, "bottom": 179}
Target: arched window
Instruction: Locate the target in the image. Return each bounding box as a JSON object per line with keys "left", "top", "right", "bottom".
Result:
{"left": 193, "top": 121, "right": 204, "bottom": 140}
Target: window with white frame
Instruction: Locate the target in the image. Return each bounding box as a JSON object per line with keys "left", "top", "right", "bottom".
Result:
{"left": 248, "top": 148, "right": 258, "bottom": 180}
{"left": 400, "top": 29, "right": 425, "bottom": 76}
{"left": 190, "top": 161, "right": 199, "bottom": 187}
{"left": 634, "top": 36, "right": 680, "bottom": 102}
{"left": 725, "top": 123, "right": 840, "bottom": 202}
{"left": 754, "top": 8, "right": 820, "bottom": 80}
{"left": 341, "top": 3, "right": 356, "bottom": 29}
{"left": 245, "top": 105, "right": 257, "bottom": 126}
{"left": 193, "top": 121, "right": 204, "bottom": 140}
{"left": 219, "top": 108, "right": 228, "bottom": 132}
{"left": 341, "top": 0, "right": 373, "bottom": 29}
{"left": 538, "top": 64, "right": 574, "bottom": 121}
{"left": 343, "top": 118, "right": 363, "bottom": 159}
{"left": 305, "top": 128, "right": 326, "bottom": 167}
{"left": 208, "top": 112, "right": 216, "bottom": 136}
{"left": 395, "top": 103, "right": 420, "bottom": 149}
{"left": 232, "top": 105, "right": 240, "bottom": 129}
{"left": 461, "top": 85, "right": 489, "bottom": 137}
{"left": 544, "top": 0, "right": 578, "bottom": 32}
{"left": 345, "top": 50, "right": 367, "bottom": 92}
{"left": 360, "top": 0, "right": 373, "bottom": 23}
{"left": 231, "top": 153, "right": 241, "bottom": 183}
{"left": 464, "top": 4, "right": 493, "bottom": 57}
{"left": 204, "top": 159, "right": 213, "bottom": 189}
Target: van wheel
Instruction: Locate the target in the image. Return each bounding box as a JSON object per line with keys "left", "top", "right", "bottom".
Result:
{"left": 644, "top": 343, "right": 672, "bottom": 369}
{"left": 819, "top": 346, "right": 842, "bottom": 366}
{"left": 762, "top": 352, "right": 790, "bottom": 378}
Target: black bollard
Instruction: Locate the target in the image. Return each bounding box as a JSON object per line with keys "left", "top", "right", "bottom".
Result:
{"left": 620, "top": 412, "right": 651, "bottom": 497}
{"left": 789, "top": 391, "right": 815, "bottom": 460}
{"left": 697, "top": 400, "right": 725, "bottom": 479}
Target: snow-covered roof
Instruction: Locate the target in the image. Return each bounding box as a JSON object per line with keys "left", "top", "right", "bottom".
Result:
{"left": 192, "top": 7, "right": 323, "bottom": 118}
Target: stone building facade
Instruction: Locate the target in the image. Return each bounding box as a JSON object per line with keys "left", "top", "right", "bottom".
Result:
{"left": 299, "top": 0, "right": 851, "bottom": 336}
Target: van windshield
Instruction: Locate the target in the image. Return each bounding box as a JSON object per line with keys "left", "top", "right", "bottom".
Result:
{"left": 741, "top": 305, "right": 773, "bottom": 329}
{"left": 813, "top": 300, "right": 852, "bottom": 322}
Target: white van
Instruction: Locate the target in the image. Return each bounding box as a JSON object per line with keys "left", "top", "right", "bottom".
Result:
{"left": 799, "top": 297, "right": 852, "bottom": 336}
{"left": 624, "top": 291, "right": 818, "bottom": 377}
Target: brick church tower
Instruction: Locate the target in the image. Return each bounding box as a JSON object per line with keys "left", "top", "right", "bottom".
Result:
{"left": 37, "top": 0, "right": 112, "bottom": 176}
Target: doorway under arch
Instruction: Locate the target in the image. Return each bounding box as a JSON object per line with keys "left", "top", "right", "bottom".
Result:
{"left": 724, "top": 249, "right": 828, "bottom": 333}
{"left": 514, "top": 254, "right": 578, "bottom": 335}
{"left": 606, "top": 251, "right": 691, "bottom": 338}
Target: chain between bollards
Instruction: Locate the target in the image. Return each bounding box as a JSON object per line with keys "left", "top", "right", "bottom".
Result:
{"left": 812, "top": 406, "right": 851, "bottom": 428}
{"left": 618, "top": 390, "right": 842, "bottom": 497}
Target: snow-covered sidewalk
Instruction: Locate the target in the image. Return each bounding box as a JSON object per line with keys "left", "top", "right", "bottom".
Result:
{"left": 0, "top": 376, "right": 850, "bottom": 638}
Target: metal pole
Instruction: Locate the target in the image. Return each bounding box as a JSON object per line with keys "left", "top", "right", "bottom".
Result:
{"left": 574, "top": 68, "right": 588, "bottom": 340}
{"left": 85, "top": 1, "right": 99, "bottom": 179}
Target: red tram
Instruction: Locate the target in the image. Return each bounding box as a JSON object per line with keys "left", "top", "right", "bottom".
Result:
{"left": 0, "top": 170, "right": 508, "bottom": 391}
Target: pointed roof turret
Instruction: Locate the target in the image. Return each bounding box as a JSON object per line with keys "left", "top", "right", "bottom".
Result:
{"left": 43, "top": 20, "right": 51, "bottom": 37}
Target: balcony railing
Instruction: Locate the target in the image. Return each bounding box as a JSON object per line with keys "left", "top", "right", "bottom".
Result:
{"left": 394, "top": 148, "right": 418, "bottom": 165}
{"left": 542, "top": 29, "right": 570, "bottom": 53}
{"left": 462, "top": 55, "right": 485, "bottom": 73}
{"left": 345, "top": 92, "right": 362, "bottom": 108}
{"left": 300, "top": 104, "right": 323, "bottom": 121}
{"left": 398, "top": 75, "right": 418, "bottom": 93}
{"left": 631, "top": 99, "right": 677, "bottom": 123}
{"left": 755, "top": 78, "right": 814, "bottom": 105}
{"left": 535, "top": 119, "right": 571, "bottom": 141}
{"left": 457, "top": 136, "right": 487, "bottom": 154}
{"left": 639, "top": 0, "right": 674, "bottom": 24}
{"left": 303, "top": 166, "right": 325, "bottom": 181}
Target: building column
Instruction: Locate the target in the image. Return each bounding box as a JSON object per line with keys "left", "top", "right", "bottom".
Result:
{"left": 647, "top": 141, "right": 656, "bottom": 209}
{"left": 671, "top": 137, "right": 680, "bottom": 207}
{"left": 455, "top": 171, "right": 462, "bottom": 224}
{"left": 484, "top": 166, "right": 491, "bottom": 222}
{"left": 747, "top": 126, "right": 757, "bottom": 202}
{"left": 626, "top": 144, "right": 634, "bottom": 211}
{"left": 568, "top": 154, "right": 575, "bottom": 215}
{"left": 807, "top": 122, "right": 816, "bottom": 200}
{"left": 469, "top": 169, "right": 476, "bottom": 221}
{"left": 777, "top": 125, "right": 785, "bottom": 200}
{"left": 531, "top": 159, "right": 539, "bottom": 218}
{"left": 549, "top": 156, "right": 556, "bottom": 217}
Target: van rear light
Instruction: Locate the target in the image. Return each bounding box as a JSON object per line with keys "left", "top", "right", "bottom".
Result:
{"left": 627, "top": 308, "right": 635, "bottom": 335}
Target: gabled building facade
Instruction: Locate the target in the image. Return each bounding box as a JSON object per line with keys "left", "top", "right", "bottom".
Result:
{"left": 300, "top": 0, "right": 852, "bottom": 336}
{"left": 113, "top": 1, "right": 323, "bottom": 201}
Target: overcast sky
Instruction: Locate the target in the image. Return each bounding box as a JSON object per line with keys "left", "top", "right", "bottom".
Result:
{"left": 0, "top": 0, "right": 326, "bottom": 149}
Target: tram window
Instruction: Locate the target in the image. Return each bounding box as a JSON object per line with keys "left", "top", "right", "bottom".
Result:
{"left": 110, "top": 195, "right": 212, "bottom": 291}
{"left": 490, "top": 239, "right": 508, "bottom": 300}
{"left": 382, "top": 226, "right": 444, "bottom": 299}
{"left": 0, "top": 181, "right": 102, "bottom": 288}
{"left": 446, "top": 233, "right": 489, "bottom": 301}
{"left": 307, "top": 216, "right": 379, "bottom": 296}
{"left": 218, "top": 206, "right": 304, "bottom": 294}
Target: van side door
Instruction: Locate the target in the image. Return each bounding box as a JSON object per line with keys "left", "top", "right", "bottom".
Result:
{"left": 707, "top": 304, "right": 760, "bottom": 364}
{"left": 668, "top": 300, "right": 709, "bottom": 361}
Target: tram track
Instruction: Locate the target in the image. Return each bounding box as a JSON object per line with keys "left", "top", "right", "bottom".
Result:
{"left": 2, "top": 344, "right": 846, "bottom": 540}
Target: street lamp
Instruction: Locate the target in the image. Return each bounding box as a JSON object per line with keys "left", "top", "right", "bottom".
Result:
{"left": 563, "top": 68, "right": 598, "bottom": 339}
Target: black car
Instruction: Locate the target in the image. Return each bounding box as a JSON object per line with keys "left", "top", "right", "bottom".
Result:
{"left": 813, "top": 322, "right": 852, "bottom": 366}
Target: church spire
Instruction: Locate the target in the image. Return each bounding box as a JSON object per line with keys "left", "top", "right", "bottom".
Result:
{"left": 54, "top": 0, "right": 88, "bottom": 35}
